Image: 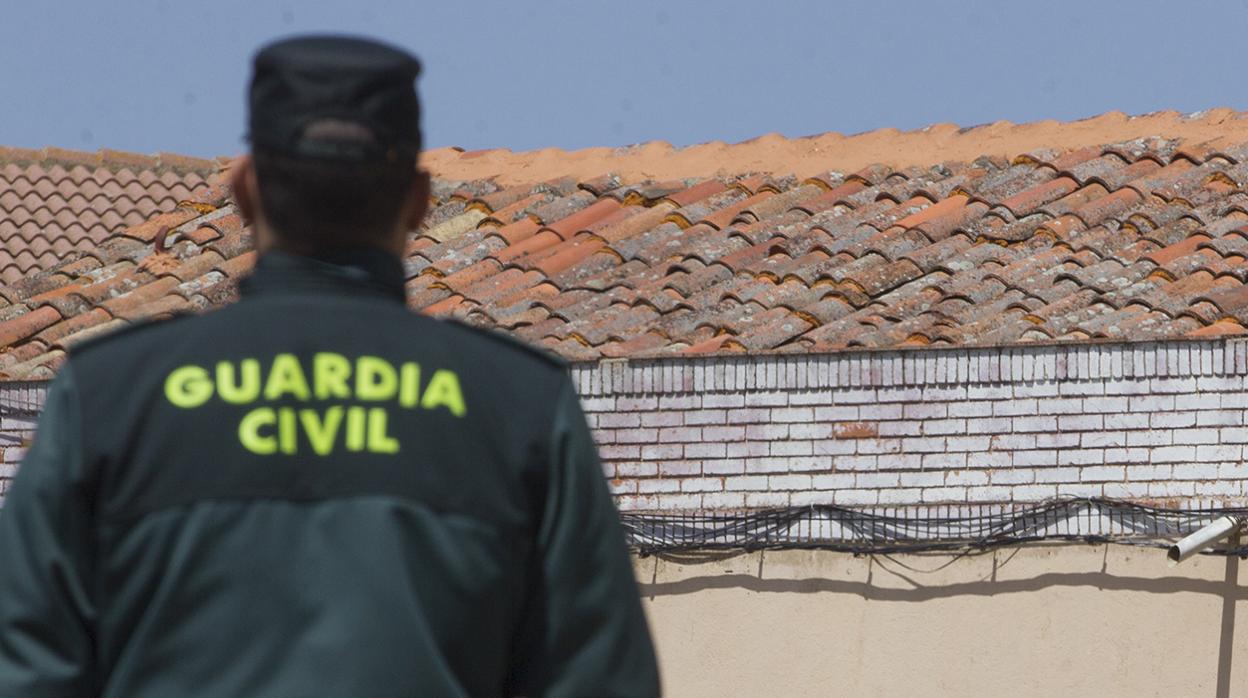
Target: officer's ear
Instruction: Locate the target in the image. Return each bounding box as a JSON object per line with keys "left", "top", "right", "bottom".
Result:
{"left": 230, "top": 155, "right": 259, "bottom": 224}
{"left": 403, "top": 168, "right": 431, "bottom": 232}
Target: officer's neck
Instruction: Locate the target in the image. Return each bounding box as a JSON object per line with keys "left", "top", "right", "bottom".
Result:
{"left": 245, "top": 245, "right": 408, "bottom": 304}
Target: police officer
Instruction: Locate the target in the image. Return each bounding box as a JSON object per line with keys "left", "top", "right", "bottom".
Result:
{"left": 0, "top": 35, "right": 660, "bottom": 696}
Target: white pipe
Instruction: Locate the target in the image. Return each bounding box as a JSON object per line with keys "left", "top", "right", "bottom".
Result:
{"left": 1167, "top": 516, "right": 1242, "bottom": 564}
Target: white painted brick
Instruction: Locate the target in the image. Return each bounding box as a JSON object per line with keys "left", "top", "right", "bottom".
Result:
{"left": 616, "top": 396, "right": 659, "bottom": 411}
{"left": 1015, "top": 381, "right": 1059, "bottom": 397}
{"left": 949, "top": 401, "right": 993, "bottom": 418}
{"left": 1149, "top": 481, "right": 1195, "bottom": 497}
{"left": 924, "top": 419, "right": 967, "bottom": 435}
{"left": 1080, "top": 465, "right": 1125, "bottom": 481}
{"left": 641, "top": 412, "right": 683, "bottom": 427}
{"left": 856, "top": 472, "right": 900, "bottom": 488}
{"left": 876, "top": 386, "right": 924, "bottom": 403}
{"left": 1150, "top": 411, "right": 1197, "bottom": 428}
{"left": 598, "top": 412, "right": 642, "bottom": 428}
{"left": 639, "top": 479, "right": 682, "bottom": 494}
{"left": 771, "top": 407, "right": 815, "bottom": 422}
{"left": 1198, "top": 376, "right": 1244, "bottom": 392}
{"left": 1012, "top": 484, "right": 1059, "bottom": 500}
{"left": 1102, "top": 448, "right": 1149, "bottom": 464}
{"left": 1056, "top": 483, "right": 1103, "bottom": 497}
{"left": 1013, "top": 450, "right": 1057, "bottom": 467}
{"left": 659, "top": 460, "right": 702, "bottom": 477}
{"left": 744, "top": 457, "right": 792, "bottom": 474}
{"left": 659, "top": 427, "right": 702, "bottom": 443}
{"left": 702, "top": 460, "right": 745, "bottom": 475}
{"left": 1218, "top": 463, "right": 1248, "bottom": 479}
{"left": 787, "top": 423, "right": 833, "bottom": 440}
{"left": 1197, "top": 410, "right": 1244, "bottom": 427}
{"left": 1059, "top": 381, "right": 1104, "bottom": 396}
{"left": 878, "top": 421, "right": 922, "bottom": 437}
{"left": 1057, "top": 415, "right": 1103, "bottom": 431}
{"left": 1102, "top": 480, "right": 1151, "bottom": 499}
{"left": 946, "top": 470, "right": 989, "bottom": 486}
{"left": 1197, "top": 445, "right": 1242, "bottom": 461}
{"left": 770, "top": 441, "right": 813, "bottom": 457}
{"left": 789, "top": 491, "right": 836, "bottom": 506}
{"left": 1129, "top": 395, "right": 1175, "bottom": 412}
{"left": 579, "top": 396, "right": 617, "bottom": 412}
{"left": 1151, "top": 377, "right": 1198, "bottom": 394}
{"left": 600, "top": 444, "right": 641, "bottom": 460}
{"left": 1104, "top": 413, "right": 1149, "bottom": 430}
{"left": 835, "top": 489, "right": 879, "bottom": 506}
{"left": 922, "top": 453, "right": 967, "bottom": 469}
{"left": 1196, "top": 481, "right": 1241, "bottom": 497}
{"left": 1171, "top": 428, "right": 1219, "bottom": 445}
{"left": 1102, "top": 378, "right": 1152, "bottom": 395}
{"left": 900, "top": 471, "right": 946, "bottom": 487}
{"left": 834, "top": 388, "right": 878, "bottom": 404}
{"left": 967, "top": 417, "right": 1012, "bottom": 435}
{"left": 686, "top": 443, "right": 728, "bottom": 459}
{"left": 738, "top": 491, "right": 788, "bottom": 506}
{"left": 904, "top": 403, "right": 948, "bottom": 419}
{"left": 1012, "top": 416, "right": 1058, "bottom": 433}
{"left": 815, "top": 405, "right": 861, "bottom": 421}
{"left": 857, "top": 403, "right": 901, "bottom": 420}
{"left": 856, "top": 439, "right": 902, "bottom": 455}
{"left": 1081, "top": 431, "right": 1126, "bottom": 448}
{"left": 1035, "top": 432, "right": 1080, "bottom": 449}
{"left": 683, "top": 409, "right": 728, "bottom": 426}
{"left": 1035, "top": 467, "right": 1081, "bottom": 483}
{"left": 877, "top": 488, "right": 924, "bottom": 505}
{"left": 1126, "top": 464, "right": 1171, "bottom": 479}
{"left": 1059, "top": 449, "right": 1104, "bottom": 466}
{"left": 902, "top": 436, "right": 947, "bottom": 453}
{"left": 1221, "top": 427, "right": 1248, "bottom": 444}
{"left": 788, "top": 390, "right": 835, "bottom": 405}
{"left": 1171, "top": 463, "right": 1219, "bottom": 479}
{"left": 726, "top": 408, "right": 771, "bottom": 424}
{"left": 655, "top": 494, "right": 704, "bottom": 511}
{"left": 1036, "top": 398, "right": 1083, "bottom": 415}
{"left": 922, "top": 486, "right": 968, "bottom": 502}
{"left": 967, "top": 451, "right": 1012, "bottom": 468}
{"left": 642, "top": 444, "right": 683, "bottom": 460}
{"left": 725, "top": 475, "right": 770, "bottom": 491}
{"left": 1127, "top": 431, "right": 1171, "bottom": 447}
{"left": 615, "top": 428, "right": 659, "bottom": 444}
{"left": 966, "top": 486, "right": 1012, "bottom": 502}
{"left": 726, "top": 442, "right": 770, "bottom": 458}
{"left": 812, "top": 439, "right": 856, "bottom": 456}
{"left": 992, "top": 469, "right": 1035, "bottom": 484}
{"left": 834, "top": 455, "right": 878, "bottom": 471}
{"left": 702, "top": 393, "right": 745, "bottom": 408}
{"left": 768, "top": 475, "right": 813, "bottom": 491}
{"left": 990, "top": 434, "right": 1036, "bottom": 450}
{"left": 967, "top": 384, "right": 1012, "bottom": 400}
{"left": 944, "top": 435, "right": 993, "bottom": 452}
{"left": 878, "top": 453, "right": 925, "bottom": 470}
{"left": 701, "top": 492, "right": 747, "bottom": 508}
{"left": 702, "top": 425, "right": 746, "bottom": 441}
{"left": 1222, "top": 393, "right": 1248, "bottom": 409}
{"left": 811, "top": 473, "right": 856, "bottom": 490}
{"left": 615, "top": 494, "right": 658, "bottom": 511}
{"left": 993, "top": 399, "right": 1038, "bottom": 417}
{"left": 617, "top": 462, "right": 658, "bottom": 477}
{"left": 745, "top": 424, "right": 788, "bottom": 440}
{"left": 1082, "top": 396, "right": 1129, "bottom": 413}
{"left": 744, "top": 391, "right": 789, "bottom": 407}
{"left": 1176, "top": 393, "right": 1222, "bottom": 411}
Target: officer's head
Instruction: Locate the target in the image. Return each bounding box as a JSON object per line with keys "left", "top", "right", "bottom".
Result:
{"left": 231, "top": 35, "right": 430, "bottom": 256}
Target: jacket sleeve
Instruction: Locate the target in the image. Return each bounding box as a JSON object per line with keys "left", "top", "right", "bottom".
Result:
{"left": 0, "top": 364, "right": 98, "bottom": 696}
{"left": 507, "top": 378, "right": 661, "bottom": 697}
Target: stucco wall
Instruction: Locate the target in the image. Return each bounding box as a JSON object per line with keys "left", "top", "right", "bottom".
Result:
{"left": 572, "top": 338, "right": 1248, "bottom": 511}
{"left": 638, "top": 544, "right": 1248, "bottom": 697}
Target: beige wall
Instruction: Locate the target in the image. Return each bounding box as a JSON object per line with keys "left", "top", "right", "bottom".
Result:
{"left": 637, "top": 544, "right": 1248, "bottom": 697}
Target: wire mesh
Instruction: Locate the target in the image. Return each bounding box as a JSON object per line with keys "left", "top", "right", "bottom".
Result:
{"left": 621, "top": 498, "right": 1248, "bottom": 555}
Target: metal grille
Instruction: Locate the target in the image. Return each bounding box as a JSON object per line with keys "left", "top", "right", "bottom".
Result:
{"left": 621, "top": 498, "right": 1248, "bottom": 555}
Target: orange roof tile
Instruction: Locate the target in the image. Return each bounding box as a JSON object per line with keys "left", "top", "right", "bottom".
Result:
{"left": 4, "top": 119, "right": 1248, "bottom": 376}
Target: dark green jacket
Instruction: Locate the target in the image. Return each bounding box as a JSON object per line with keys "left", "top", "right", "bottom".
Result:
{"left": 0, "top": 249, "right": 659, "bottom": 697}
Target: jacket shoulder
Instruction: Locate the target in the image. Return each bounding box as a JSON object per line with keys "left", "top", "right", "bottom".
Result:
{"left": 438, "top": 318, "right": 567, "bottom": 371}
{"left": 67, "top": 312, "right": 197, "bottom": 359}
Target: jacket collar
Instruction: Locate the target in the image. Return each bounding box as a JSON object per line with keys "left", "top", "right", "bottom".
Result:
{"left": 239, "top": 247, "right": 407, "bottom": 304}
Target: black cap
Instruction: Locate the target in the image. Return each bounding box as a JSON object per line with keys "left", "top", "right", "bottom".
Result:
{"left": 248, "top": 35, "right": 422, "bottom": 162}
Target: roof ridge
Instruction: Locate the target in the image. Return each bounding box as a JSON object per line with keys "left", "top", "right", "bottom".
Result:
{"left": 0, "top": 145, "right": 224, "bottom": 175}
{"left": 424, "top": 108, "right": 1248, "bottom": 187}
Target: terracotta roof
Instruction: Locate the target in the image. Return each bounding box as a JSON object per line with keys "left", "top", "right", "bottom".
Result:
{"left": 3, "top": 121, "right": 1248, "bottom": 378}
{"left": 0, "top": 146, "right": 221, "bottom": 285}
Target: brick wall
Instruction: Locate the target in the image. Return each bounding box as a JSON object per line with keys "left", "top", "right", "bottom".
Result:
{"left": 571, "top": 339, "right": 1248, "bottom": 511}
{"left": 1, "top": 341, "right": 1245, "bottom": 512}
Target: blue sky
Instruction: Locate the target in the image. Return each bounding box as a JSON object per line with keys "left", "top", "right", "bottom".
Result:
{"left": 4, "top": 0, "right": 1248, "bottom": 158}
